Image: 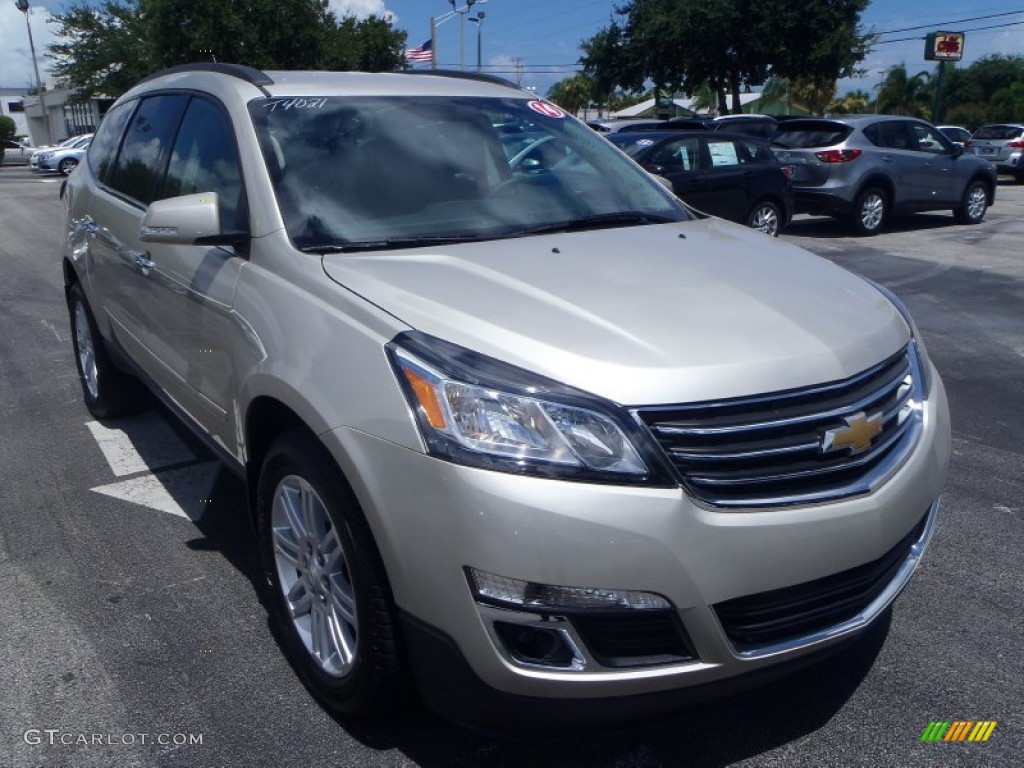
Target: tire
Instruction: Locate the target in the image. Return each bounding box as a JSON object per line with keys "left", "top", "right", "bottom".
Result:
{"left": 746, "top": 199, "right": 782, "bottom": 236}
{"left": 1015, "top": 170, "right": 1024, "bottom": 185}
{"left": 58, "top": 157, "right": 78, "bottom": 176}
{"left": 67, "top": 282, "right": 146, "bottom": 419}
{"left": 954, "top": 180, "right": 988, "bottom": 225}
{"left": 257, "top": 430, "right": 407, "bottom": 715}
{"left": 849, "top": 187, "right": 887, "bottom": 236}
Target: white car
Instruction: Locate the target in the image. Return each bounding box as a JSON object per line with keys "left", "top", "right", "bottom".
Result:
{"left": 34, "top": 134, "right": 93, "bottom": 175}
{"left": 30, "top": 134, "right": 92, "bottom": 170}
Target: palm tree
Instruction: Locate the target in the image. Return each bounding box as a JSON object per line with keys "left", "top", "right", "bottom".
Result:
{"left": 547, "top": 74, "right": 593, "bottom": 117}
{"left": 828, "top": 89, "right": 873, "bottom": 114}
{"left": 876, "top": 65, "right": 931, "bottom": 117}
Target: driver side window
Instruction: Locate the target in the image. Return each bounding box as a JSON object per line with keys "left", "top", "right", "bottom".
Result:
{"left": 910, "top": 123, "right": 951, "bottom": 154}
{"left": 163, "top": 97, "right": 246, "bottom": 233}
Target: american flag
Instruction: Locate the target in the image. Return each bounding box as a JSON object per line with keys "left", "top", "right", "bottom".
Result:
{"left": 405, "top": 39, "right": 433, "bottom": 64}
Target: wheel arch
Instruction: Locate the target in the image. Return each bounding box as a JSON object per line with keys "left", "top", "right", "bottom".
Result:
{"left": 966, "top": 173, "right": 995, "bottom": 204}
{"left": 855, "top": 174, "right": 895, "bottom": 204}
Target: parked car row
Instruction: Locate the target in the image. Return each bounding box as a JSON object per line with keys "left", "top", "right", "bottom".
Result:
{"left": 598, "top": 114, "right": 1005, "bottom": 236}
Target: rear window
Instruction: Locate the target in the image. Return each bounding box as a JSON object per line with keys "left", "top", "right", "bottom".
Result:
{"left": 771, "top": 121, "right": 852, "bottom": 149}
{"left": 972, "top": 125, "right": 1023, "bottom": 140}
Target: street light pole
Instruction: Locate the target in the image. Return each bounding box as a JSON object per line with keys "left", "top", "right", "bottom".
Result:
{"left": 468, "top": 12, "right": 485, "bottom": 73}
{"left": 447, "top": 0, "right": 477, "bottom": 70}
{"left": 15, "top": 0, "right": 51, "bottom": 145}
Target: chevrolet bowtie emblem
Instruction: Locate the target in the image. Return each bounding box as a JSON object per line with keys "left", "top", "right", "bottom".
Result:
{"left": 821, "top": 411, "right": 884, "bottom": 455}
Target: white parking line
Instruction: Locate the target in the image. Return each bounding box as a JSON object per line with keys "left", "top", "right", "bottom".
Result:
{"left": 86, "top": 414, "right": 197, "bottom": 476}
{"left": 91, "top": 462, "right": 221, "bottom": 521}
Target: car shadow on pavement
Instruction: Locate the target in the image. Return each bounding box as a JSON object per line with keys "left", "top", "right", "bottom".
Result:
{"left": 335, "top": 610, "right": 891, "bottom": 767}
{"left": 783, "top": 212, "right": 962, "bottom": 240}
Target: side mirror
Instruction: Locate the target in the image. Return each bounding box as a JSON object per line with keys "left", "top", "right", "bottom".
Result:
{"left": 644, "top": 163, "right": 667, "bottom": 176}
{"left": 141, "top": 192, "right": 221, "bottom": 244}
{"left": 650, "top": 173, "right": 674, "bottom": 193}
{"left": 951, "top": 144, "right": 964, "bottom": 157}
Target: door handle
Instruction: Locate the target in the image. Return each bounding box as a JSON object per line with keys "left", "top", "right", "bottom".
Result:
{"left": 132, "top": 251, "right": 154, "bottom": 276}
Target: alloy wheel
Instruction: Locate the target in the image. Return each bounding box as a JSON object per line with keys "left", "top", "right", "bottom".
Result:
{"left": 73, "top": 300, "right": 99, "bottom": 400}
{"left": 271, "top": 475, "right": 358, "bottom": 678}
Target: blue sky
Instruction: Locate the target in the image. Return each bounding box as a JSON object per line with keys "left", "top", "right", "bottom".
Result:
{"left": 2, "top": 1, "right": 1022, "bottom": 99}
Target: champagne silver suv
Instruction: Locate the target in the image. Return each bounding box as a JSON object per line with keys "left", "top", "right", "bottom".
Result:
{"left": 62, "top": 64, "right": 951, "bottom": 731}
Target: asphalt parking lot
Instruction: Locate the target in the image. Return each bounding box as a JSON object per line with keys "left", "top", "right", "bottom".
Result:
{"left": 0, "top": 164, "right": 1021, "bottom": 767}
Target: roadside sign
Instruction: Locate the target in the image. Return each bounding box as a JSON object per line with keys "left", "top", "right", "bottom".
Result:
{"left": 925, "top": 31, "right": 965, "bottom": 62}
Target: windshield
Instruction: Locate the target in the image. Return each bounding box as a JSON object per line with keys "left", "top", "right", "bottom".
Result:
{"left": 248, "top": 96, "right": 688, "bottom": 250}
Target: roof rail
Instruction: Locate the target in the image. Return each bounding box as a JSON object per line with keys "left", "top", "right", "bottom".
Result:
{"left": 140, "top": 63, "right": 274, "bottom": 95}
{"left": 403, "top": 69, "right": 519, "bottom": 90}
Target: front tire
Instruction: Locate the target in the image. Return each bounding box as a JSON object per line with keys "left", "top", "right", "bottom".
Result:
{"left": 257, "top": 430, "right": 407, "bottom": 715}
{"left": 747, "top": 199, "right": 782, "bottom": 236}
{"left": 58, "top": 157, "right": 78, "bottom": 176}
{"left": 67, "top": 282, "right": 146, "bottom": 419}
{"left": 849, "top": 187, "right": 887, "bottom": 236}
{"left": 954, "top": 180, "right": 988, "bottom": 224}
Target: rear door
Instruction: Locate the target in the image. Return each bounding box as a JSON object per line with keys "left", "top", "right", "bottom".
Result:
{"left": 700, "top": 136, "right": 756, "bottom": 221}
{"left": 640, "top": 136, "right": 711, "bottom": 211}
{"left": 86, "top": 94, "right": 189, "bottom": 374}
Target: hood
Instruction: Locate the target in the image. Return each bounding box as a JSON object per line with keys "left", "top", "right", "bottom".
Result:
{"left": 322, "top": 218, "right": 909, "bottom": 406}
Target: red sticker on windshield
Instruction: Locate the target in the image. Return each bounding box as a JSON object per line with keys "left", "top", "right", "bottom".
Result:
{"left": 528, "top": 100, "right": 566, "bottom": 118}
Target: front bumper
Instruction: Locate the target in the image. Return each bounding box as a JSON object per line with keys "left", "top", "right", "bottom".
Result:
{"left": 323, "top": 368, "right": 950, "bottom": 723}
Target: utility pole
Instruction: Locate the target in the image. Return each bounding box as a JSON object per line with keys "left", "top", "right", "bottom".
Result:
{"left": 15, "top": 0, "right": 51, "bottom": 145}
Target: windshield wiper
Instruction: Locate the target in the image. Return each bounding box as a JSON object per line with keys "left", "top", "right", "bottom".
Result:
{"left": 300, "top": 234, "right": 495, "bottom": 254}
{"left": 506, "top": 212, "right": 679, "bottom": 237}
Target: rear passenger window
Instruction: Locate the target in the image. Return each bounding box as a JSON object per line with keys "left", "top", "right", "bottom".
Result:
{"left": 651, "top": 137, "right": 702, "bottom": 170}
{"left": 164, "top": 98, "right": 246, "bottom": 232}
{"left": 87, "top": 101, "right": 135, "bottom": 183}
{"left": 108, "top": 94, "right": 188, "bottom": 205}
{"left": 707, "top": 139, "right": 742, "bottom": 167}
{"left": 876, "top": 121, "right": 914, "bottom": 151}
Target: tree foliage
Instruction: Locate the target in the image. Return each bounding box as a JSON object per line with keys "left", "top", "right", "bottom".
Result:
{"left": 48, "top": 0, "right": 407, "bottom": 99}
{"left": 876, "top": 64, "right": 930, "bottom": 117}
{"left": 580, "top": 0, "right": 872, "bottom": 114}
{"left": 547, "top": 74, "right": 593, "bottom": 116}
{"left": 942, "top": 55, "right": 1024, "bottom": 126}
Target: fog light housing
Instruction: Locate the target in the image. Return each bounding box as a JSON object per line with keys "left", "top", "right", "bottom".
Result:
{"left": 466, "top": 567, "right": 671, "bottom": 612}
{"left": 494, "top": 621, "right": 576, "bottom": 667}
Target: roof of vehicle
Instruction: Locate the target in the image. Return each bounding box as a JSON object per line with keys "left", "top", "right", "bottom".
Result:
{"left": 134, "top": 63, "right": 527, "bottom": 100}
{"left": 713, "top": 113, "right": 777, "bottom": 121}
{"left": 608, "top": 129, "right": 772, "bottom": 144}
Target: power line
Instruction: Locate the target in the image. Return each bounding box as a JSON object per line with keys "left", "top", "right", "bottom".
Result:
{"left": 874, "top": 9, "right": 1024, "bottom": 36}
{"left": 875, "top": 18, "right": 1024, "bottom": 44}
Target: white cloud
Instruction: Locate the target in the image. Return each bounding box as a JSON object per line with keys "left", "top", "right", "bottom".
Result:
{"left": 0, "top": 4, "right": 59, "bottom": 88}
{"left": 328, "top": 1, "right": 395, "bottom": 22}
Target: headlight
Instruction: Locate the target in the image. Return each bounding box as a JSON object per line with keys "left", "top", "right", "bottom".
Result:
{"left": 386, "top": 332, "right": 673, "bottom": 485}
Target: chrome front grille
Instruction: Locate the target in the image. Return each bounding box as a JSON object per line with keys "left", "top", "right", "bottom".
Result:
{"left": 635, "top": 344, "right": 925, "bottom": 508}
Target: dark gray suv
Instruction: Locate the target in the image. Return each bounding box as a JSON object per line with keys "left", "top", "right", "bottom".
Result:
{"left": 772, "top": 115, "right": 997, "bottom": 235}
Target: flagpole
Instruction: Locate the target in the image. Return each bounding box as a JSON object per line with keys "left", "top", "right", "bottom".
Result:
{"left": 431, "top": 16, "right": 437, "bottom": 70}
